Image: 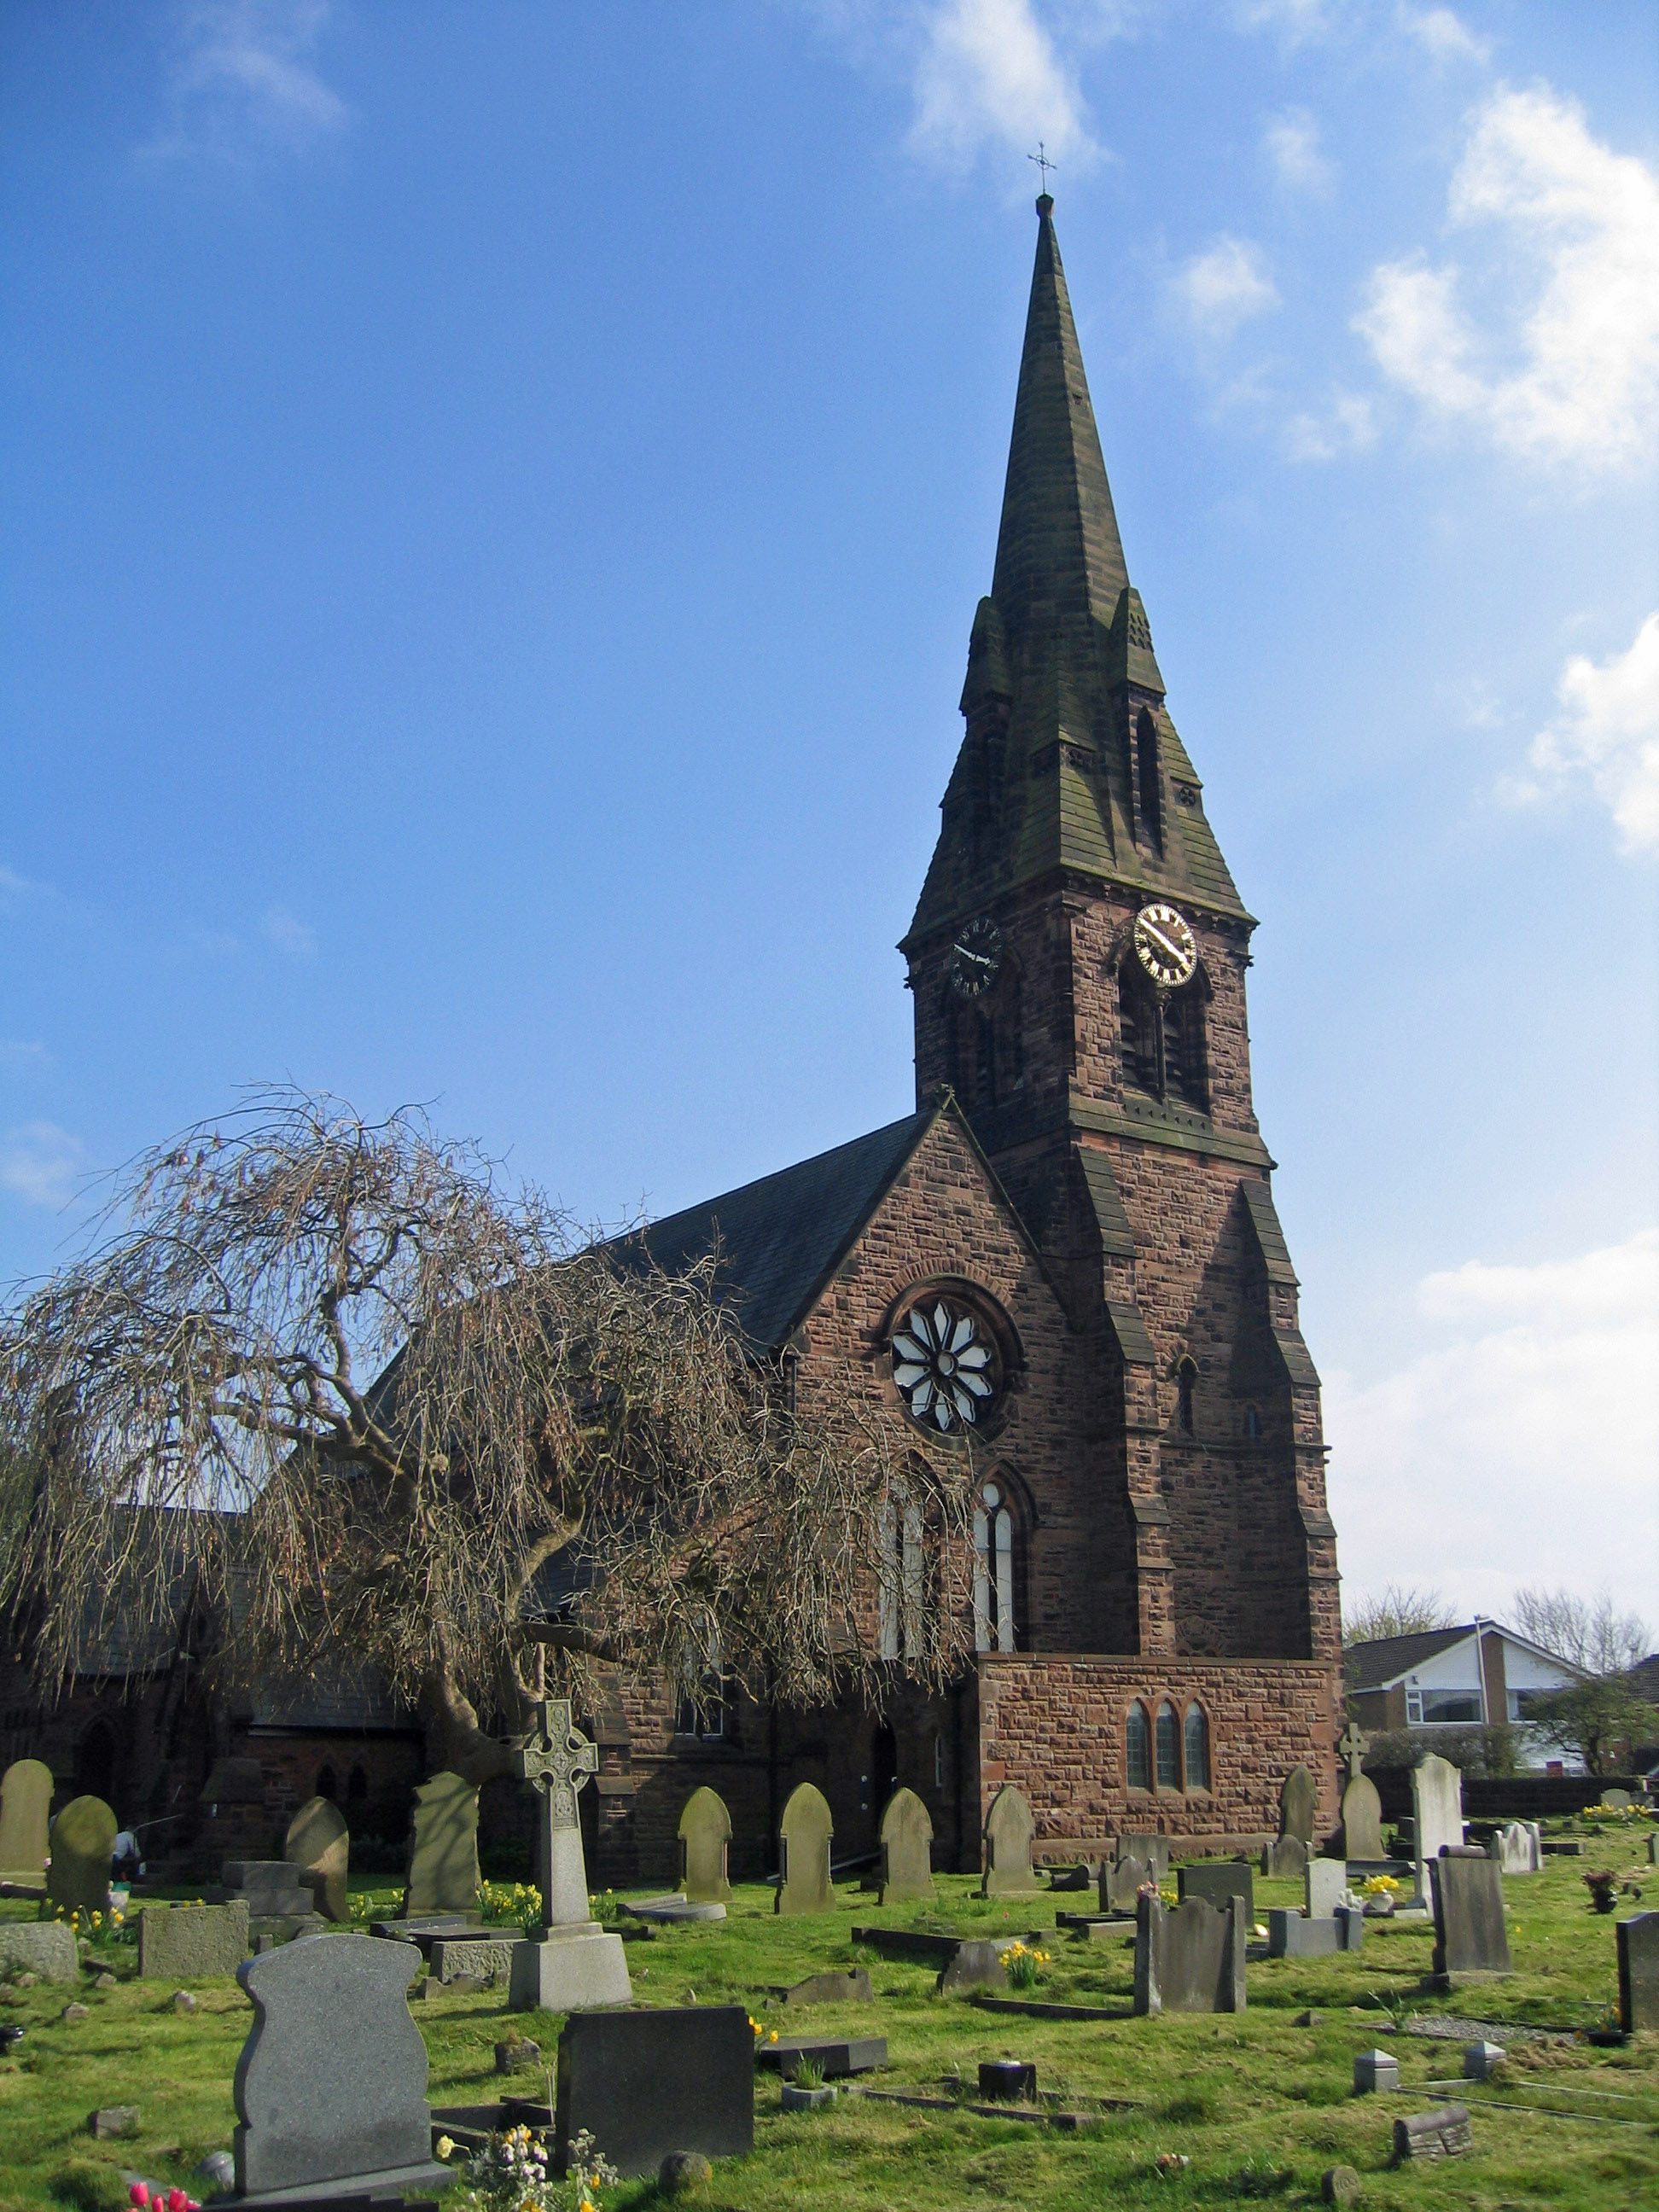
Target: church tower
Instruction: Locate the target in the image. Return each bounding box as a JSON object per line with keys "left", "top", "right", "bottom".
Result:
{"left": 902, "top": 197, "right": 1339, "bottom": 1671}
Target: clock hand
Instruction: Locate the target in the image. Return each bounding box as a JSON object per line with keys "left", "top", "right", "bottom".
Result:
{"left": 957, "top": 947, "right": 993, "bottom": 970}
{"left": 1143, "top": 923, "right": 1186, "bottom": 964}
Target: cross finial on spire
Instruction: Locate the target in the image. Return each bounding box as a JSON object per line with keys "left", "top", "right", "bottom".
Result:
{"left": 1028, "top": 143, "right": 1056, "bottom": 198}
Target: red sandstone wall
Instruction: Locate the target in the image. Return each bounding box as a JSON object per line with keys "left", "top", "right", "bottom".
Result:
{"left": 976, "top": 1653, "right": 1343, "bottom": 1848}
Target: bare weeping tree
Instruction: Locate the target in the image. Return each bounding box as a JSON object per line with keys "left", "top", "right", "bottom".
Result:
{"left": 0, "top": 1089, "right": 973, "bottom": 1784}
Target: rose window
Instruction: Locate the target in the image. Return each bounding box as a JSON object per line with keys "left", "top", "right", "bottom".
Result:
{"left": 892, "top": 1301, "right": 996, "bottom": 1430}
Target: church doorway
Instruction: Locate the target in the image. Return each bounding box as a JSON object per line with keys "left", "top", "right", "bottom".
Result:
{"left": 76, "top": 1720, "right": 116, "bottom": 1807}
{"left": 871, "top": 1723, "right": 898, "bottom": 1831}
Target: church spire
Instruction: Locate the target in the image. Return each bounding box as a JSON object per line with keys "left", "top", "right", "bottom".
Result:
{"left": 992, "top": 195, "right": 1130, "bottom": 643}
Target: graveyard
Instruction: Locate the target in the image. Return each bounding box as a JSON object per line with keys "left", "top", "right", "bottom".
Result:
{"left": 1, "top": 1835, "right": 1654, "bottom": 2211}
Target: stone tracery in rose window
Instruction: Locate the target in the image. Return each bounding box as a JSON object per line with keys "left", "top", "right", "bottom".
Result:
{"left": 891, "top": 1297, "right": 998, "bottom": 1431}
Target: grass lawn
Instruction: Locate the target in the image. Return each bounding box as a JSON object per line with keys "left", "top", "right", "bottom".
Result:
{"left": 1, "top": 1847, "right": 1654, "bottom": 2212}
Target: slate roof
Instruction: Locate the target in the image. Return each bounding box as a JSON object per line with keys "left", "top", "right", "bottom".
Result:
{"left": 616, "top": 1109, "right": 933, "bottom": 1353}
{"left": 1345, "top": 1627, "right": 1476, "bottom": 1691}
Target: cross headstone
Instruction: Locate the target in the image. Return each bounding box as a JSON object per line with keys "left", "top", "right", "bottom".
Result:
{"left": 286, "top": 1795, "right": 351, "bottom": 1921}
{"left": 678, "top": 1785, "right": 732, "bottom": 1904}
{"left": 879, "top": 1786, "right": 934, "bottom": 1904}
{"left": 775, "top": 1783, "right": 834, "bottom": 1916}
{"left": 232, "top": 1929, "right": 446, "bottom": 2197}
{"left": 981, "top": 1784, "right": 1039, "bottom": 1896}
{"left": 514, "top": 1697, "right": 599, "bottom": 1930}
{"left": 46, "top": 1795, "right": 115, "bottom": 1921}
{"left": 0, "top": 1759, "right": 53, "bottom": 1891}
{"left": 1337, "top": 1721, "right": 1369, "bottom": 1785}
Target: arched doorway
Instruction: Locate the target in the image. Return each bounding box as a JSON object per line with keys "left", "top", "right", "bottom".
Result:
{"left": 871, "top": 1723, "right": 898, "bottom": 1832}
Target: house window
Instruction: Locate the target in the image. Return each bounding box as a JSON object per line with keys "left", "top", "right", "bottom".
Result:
{"left": 1406, "top": 1687, "right": 1423, "bottom": 1725}
{"left": 1126, "top": 1703, "right": 1151, "bottom": 1791}
{"left": 1155, "top": 1700, "right": 1181, "bottom": 1790}
{"left": 1420, "top": 1689, "right": 1482, "bottom": 1725}
{"left": 973, "top": 1483, "right": 1016, "bottom": 1653}
{"left": 1184, "top": 1703, "right": 1210, "bottom": 1790}
{"left": 675, "top": 1686, "right": 725, "bottom": 1740}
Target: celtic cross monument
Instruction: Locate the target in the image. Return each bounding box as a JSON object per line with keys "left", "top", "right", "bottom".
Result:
{"left": 506, "top": 1697, "right": 632, "bottom": 2011}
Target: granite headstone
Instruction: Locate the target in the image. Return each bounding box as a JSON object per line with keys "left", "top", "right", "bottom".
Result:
{"left": 981, "top": 1784, "right": 1039, "bottom": 1897}
{"left": 1429, "top": 1853, "right": 1512, "bottom": 1983}
{"left": 137, "top": 1901, "right": 250, "bottom": 1980}
{"left": 0, "top": 1758, "right": 53, "bottom": 1890}
{"left": 285, "top": 1796, "right": 351, "bottom": 1921}
{"left": 1307, "top": 1860, "right": 1349, "bottom": 1920}
{"left": 1617, "top": 1911, "right": 1658, "bottom": 2034}
{"left": 0, "top": 1920, "right": 79, "bottom": 1982}
{"left": 1133, "top": 1892, "right": 1245, "bottom": 2016}
{"left": 677, "top": 1786, "right": 732, "bottom": 1904}
{"left": 555, "top": 2005, "right": 753, "bottom": 2178}
{"left": 404, "top": 1771, "right": 480, "bottom": 1918}
{"left": 775, "top": 1783, "right": 834, "bottom": 1916}
{"left": 1412, "top": 1756, "right": 1464, "bottom": 1893}
{"left": 233, "top": 1930, "right": 447, "bottom": 2199}
{"left": 45, "top": 1796, "right": 115, "bottom": 1921}
{"left": 878, "top": 1786, "right": 934, "bottom": 1904}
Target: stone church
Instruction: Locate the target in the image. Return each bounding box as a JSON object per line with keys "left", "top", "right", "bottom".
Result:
{"left": 585, "top": 195, "right": 1346, "bottom": 1883}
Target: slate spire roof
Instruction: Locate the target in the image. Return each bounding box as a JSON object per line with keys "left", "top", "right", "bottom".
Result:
{"left": 907, "top": 197, "right": 1247, "bottom": 947}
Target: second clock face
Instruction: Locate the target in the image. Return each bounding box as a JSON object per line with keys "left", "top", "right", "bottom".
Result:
{"left": 951, "top": 915, "right": 1003, "bottom": 998}
{"left": 1132, "top": 902, "right": 1197, "bottom": 989}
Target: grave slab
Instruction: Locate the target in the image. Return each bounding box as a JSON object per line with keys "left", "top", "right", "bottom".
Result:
{"left": 1393, "top": 2105, "right": 1472, "bottom": 2161}
{"left": 137, "top": 1901, "right": 251, "bottom": 1979}
{"left": 1429, "top": 1854, "right": 1511, "bottom": 1984}
{"left": 620, "top": 1894, "right": 725, "bottom": 1924}
{"left": 555, "top": 2005, "right": 753, "bottom": 2178}
{"left": 232, "top": 1929, "right": 448, "bottom": 2202}
{"left": 1617, "top": 1912, "right": 1658, "bottom": 2034}
{"left": 776, "top": 1784, "right": 834, "bottom": 1916}
{"left": 755, "top": 2034, "right": 886, "bottom": 2078}
{"left": 1133, "top": 1894, "right": 1245, "bottom": 2016}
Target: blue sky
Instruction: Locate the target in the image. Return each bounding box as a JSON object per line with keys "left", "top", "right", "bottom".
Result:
{"left": 3, "top": 1, "right": 1656, "bottom": 1626}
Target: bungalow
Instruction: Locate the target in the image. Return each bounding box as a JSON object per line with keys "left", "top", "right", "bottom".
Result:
{"left": 1346, "top": 1621, "right": 1581, "bottom": 1770}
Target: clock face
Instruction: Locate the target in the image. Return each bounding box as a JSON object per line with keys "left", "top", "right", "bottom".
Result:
{"left": 1132, "top": 902, "right": 1197, "bottom": 989}
{"left": 950, "top": 916, "right": 1003, "bottom": 998}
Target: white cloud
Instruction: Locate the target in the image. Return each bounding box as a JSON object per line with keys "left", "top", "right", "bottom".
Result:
{"left": 152, "top": 0, "right": 346, "bottom": 155}
{"left": 1506, "top": 611, "right": 1659, "bottom": 855}
{"left": 1400, "top": 6, "right": 1490, "bottom": 66}
{"left": 1356, "top": 85, "right": 1659, "bottom": 469}
{"left": 1265, "top": 108, "right": 1331, "bottom": 191}
{"left": 1282, "top": 388, "right": 1377, "bottom": 460}
{"left": 907, "top": 0, "right": 1096, "bottom": 172}
{"left": 0, "top": 1121, "right": 86, "bottom": 1209}
{"left": 262, "top": 904, "right": 317, "bottom": 957}
{"left": 1234, "top": 0, "right": 1336, "bottom": 44}
{"left": 1171, "top": 237, "right": 1279, "bottom": 339}
{"left": 1326, "top": 1228, "right": 1659, "bottom": 1623}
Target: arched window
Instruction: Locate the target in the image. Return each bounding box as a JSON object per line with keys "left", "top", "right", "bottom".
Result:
{"left": 1126, "top": 1702, "right": 1151, "bottom": 1791}
{"left": 315, "top": 1764, "right": 337, "bottom": 1801}
{"left": 973, "top": 1482, "right": 1016, "bottom": 1654}
{"left": 347, "top": 1764, "right": 368, "bottom": 1803}
{"left": 1243, "top": 1403, "right": 1260, "bottom": 1441}
{"left": 1135, "top": 710, "right": 1162, "bottom": 852}
{"left": 1184, "top": 1703, "right": 1210, "bottom": 1790}
{"left": 1177, "top": 1357, "right": 1197, "bottom": 1436}
{"left": 1161, "top": 988, "right": 1208, "bottom": 1109}
{"left": 1155, "top": 1700, "right": 1181, "bottom": 1789}
{"left": 878, "top": 1493, "right": 927, "bottom": 1661}
{"left": 1119, "top": 964, "right": 1206, "bottom": 1110}
{"left": 1119, "top": 965, "right": 1159, "bottom": 1093}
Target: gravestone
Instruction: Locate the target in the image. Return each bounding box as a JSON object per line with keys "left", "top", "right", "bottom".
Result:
{"left": 217, "top": 1860, "right": 322, "bottom": 1945}
{"left": 1263, "top": 1834, "right": 1307, "bottom": 1880}
{"left": 1412, "top": 1756, "right": 1464, "bottom": 1895}
{"left": 783, "top": 1968, "right": 872, "bottom": 2007}
{"left": 936, "top": 1939, "right": 1008, "bottom": 1994}
{"left": 1101, "top": 1852, "right": 1158, "bottom": 1912}
{"left": 1133, "top": 1892, "right": 1245, "bottom": 2016}
{"left": 404, "top": 1771, "right": 480, "bottom": 1918}
{"left": 1429, "top": 1853, "right": 1511, "bottom": 1983}
{"left": 427, "top": 1936, "right": 515, "bottom": 1984}
{"left": 677, "top": 1786, "right": 732, "bottom": 1904}
{"left": 775, "top": 1783, "right": 834, "bottom": 1916}
{"left": 1490, "top": 1820, "right": 1541, "bottom": 1877}
{"left": 1600, "top": 1789, "right": 1633, "bottom": 1811}
{"left": 1617, "top": 1912, "right": 1658, "bottom": 2034}
{"left": 0, "top": 1759, "right": 53, "bottom": 1890}
{"left": 1281, "top": 1766, "right": 1317, "bottom": 1841}
{"left": 1266, "top": 1905, "right": 1363, "bottom": 1958}
{"left": 878, "top": 1787, "right": 934, "bottom": 1904}
{"left": 45, "top": 1796, "right": 116, "bottom": 1921}
{"left": 1463, "top": 2040, "right": 1506, "bottom": 2081}
{"left": 137, "top": 1901, "right": 250, "bottom": 1979}
{"left": 507, "top": 1698, "right": 632, "bottom": 2011}
{"left": 755, "top": 2033, "right": 886, "bottom": 2078}
{"left": 1115, "top": 1832, "right": 1170, "bottom": 1876}
{"left": 0, "top": 1921, "right": 79, "bottom": 1982}
{"left": 981, "top": 1784, "right": 1039, "bottom": 1896}
{"left": 1649, "top": 1834, "right": 1659, "bottom": 1868}
{"left": 285, "top": 1796, "right": 350, "bottom": 1921}
{"left": 1177, "top": 1860, "right": 1254, "bottom": 1923}
{"left": 1307, "top": 1860, "right": 1349, "bottom": 1920}
{"left": 1393, "top": 2106, "right": 1472, "bottom": 2161}
{"left": 233, "top": 1929, "right": 447, "bottom": 2199}
{"left": 555, "top": 2005, "right": 753, "bottom": 2178}
{"left": 1353, "top": 2048, "right": 1399, "bottom": 2093}
{"left": 1340, "top": 1775, "right": 1383, "bottom": 1863}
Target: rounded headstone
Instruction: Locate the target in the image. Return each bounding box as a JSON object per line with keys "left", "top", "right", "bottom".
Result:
{"left": 981, "top": 1784, "right": 1039, "bottom": 1896}
{"left": 878, "top": 1786, "right": 934, "bottom": 1904}
{"left": 677, "top": 1786, "right": 733, "bottom": 1904}
{"left": 1321, "top": 2166, "right": 1361, "bottom": 2206}
{"left": 1278, "top": 1765, "right": 1318, "bottom": 1847}
{"left": 775, "top": 1784, "right": 834, "bottom": 1917}
{"left": 0, "top": 1758, "right": 55, "bottom": 1883}
{"left": 46, "top": 1796, "right": 117, "bottom": 1921}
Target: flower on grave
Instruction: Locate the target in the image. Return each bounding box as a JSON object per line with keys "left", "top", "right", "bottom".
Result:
{"left": 768, "top": 2029, "right": 778, "bottom": 2043}
{"left": 436, "top": 2137, "right": 456, "bottom": 2161}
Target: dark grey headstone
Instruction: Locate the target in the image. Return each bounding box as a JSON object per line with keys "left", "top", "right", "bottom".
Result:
{"left": 1177, "top": 1860, "right": 1254, "bottom": 1924}
{"left": 783, "top": 1969, "right": 872, "bottom": 2007}
{"left": 555, "top": 2005, "right": 753, "bottom": 2178}
{"left": 936, "top": 1940, "right": 1009, "bottom": 1994}
{"left": 1429, "top": 1854, "right": 1511, "bottom": 1982}
{"left": 755, "top": 2034, "right": 886, "bottom": 2077}
{"left": 1115, "top": 1832, "right": 1170, "bottom": 1877}
{"left": 979, "top": 2059, "right": 1036, "bottom": 2101}
{"left": 1100, "top": 1852, "right": 1157, "bottom": 1912}
{"left": 1133, "top": 1893, "right": 1245, "bottom": 2016}
{"left": 233, "top": 1931, "right": 445, "bottom": 2197}
{"left": 1618, "top": 1911, "right": 1658, "bottom": 2034}
{"left": 1266, "top": 1908, "right": 1339, "bottom": 1959}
